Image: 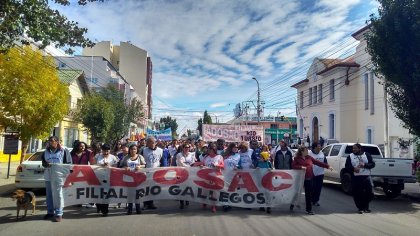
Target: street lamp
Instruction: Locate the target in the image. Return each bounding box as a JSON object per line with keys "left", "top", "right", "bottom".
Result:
{"left": 252, "top": 77, "right": 261, "bottom": 122}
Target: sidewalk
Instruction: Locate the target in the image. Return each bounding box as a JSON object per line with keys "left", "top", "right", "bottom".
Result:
{"left": 402, "top": 182, "right": 420, "bottom": 201}
{"left": 0, "top": 161, "right": 20, "bottom": 196}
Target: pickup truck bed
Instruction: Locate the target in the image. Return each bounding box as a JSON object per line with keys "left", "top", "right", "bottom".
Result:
{"left": 322, "top": 143, "right": 416, "bottom": 198}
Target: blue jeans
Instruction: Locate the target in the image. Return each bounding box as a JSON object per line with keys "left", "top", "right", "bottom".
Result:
{"left": 45, "top": 181, "right": 64, "bottom": 216}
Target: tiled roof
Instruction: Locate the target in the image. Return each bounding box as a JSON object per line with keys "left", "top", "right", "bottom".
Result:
{"left": 57, "top": 69, "right": 84, "bottom": 84}
{"left": 316, "top": 57, "right": 359, "bottom": 75}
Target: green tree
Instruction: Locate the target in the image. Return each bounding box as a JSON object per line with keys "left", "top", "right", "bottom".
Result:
{"left": 99, "top": 86, "right": 144, "bottom": 146}
{"left": 197, "top": 111, "right": 212, "bottom": 136}
{"left": 75, "top": 93, "right": 114, "bottom": 142}
{"left": 197, "top": 118, "right": 203, "bottom": 136}
{"left": 0, "top": 46, "right": 69, "bottom": 162}
{"left": 160, "top": 116, "right": 178, "bottom": 139}
{"left": 366, "top": 0, "right": 420, "bottom": 136}
{"left": 203, "top": 110, "right": 213, "bottom": 124}
{"left": 0, "top": 0, "right": 101, "bottom": 53}
{"left": 75, "top": 86, "right": 144, "bottom": 146}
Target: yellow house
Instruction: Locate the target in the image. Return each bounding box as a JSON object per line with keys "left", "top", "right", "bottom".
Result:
{"left": 54, "top": 69, "right": 91, "bottom": 148}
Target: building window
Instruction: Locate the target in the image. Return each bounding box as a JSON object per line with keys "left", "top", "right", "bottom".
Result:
{"left": 309, "top": 87, "right": 313, "bottom": 105}
{"left": 370, "top": 72, "right": 375, "bottom": 115}
{"left": 329, "top": 79, "right": 335, "bottom": 100}
{"left": 300, "top": 91, "right": 304, "bottom": 109}
{"left": 367, "top": 128, "right": 373, "bottom": 144}
{"left": 64, "top": 128, "right": 79, "bottom": 148}
{"left": 329, "top": 113, "right": 335, "bottom": 139}
{"left": 299, "top": 118, "right": 304, "bottom": 138}
{"left": 364, "top": 73, "right": 369, "bottom": 110}
{"left": 318, "top": 84, "right": 323, "bottom": 103}
{"left": 313, "top": 86, "right": 317, "bottom": 105}
{"left": 270, "top": 124, "right": 278, "bottom": 129}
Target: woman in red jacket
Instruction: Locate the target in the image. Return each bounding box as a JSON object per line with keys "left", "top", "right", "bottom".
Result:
{"left": 292, "top": 146, "right": 332, "bottom": 215}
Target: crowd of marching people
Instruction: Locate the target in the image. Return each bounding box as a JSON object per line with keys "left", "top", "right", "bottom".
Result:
{"left": 41, "top": 135, "right": 374, "bottom": 222}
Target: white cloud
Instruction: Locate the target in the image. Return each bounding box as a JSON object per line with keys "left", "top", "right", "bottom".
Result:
{"left": 210, "top": 102, "right": 228, "bottom": 108}
{"left": 51, "top": 0, "right": 374, "bottom": 129}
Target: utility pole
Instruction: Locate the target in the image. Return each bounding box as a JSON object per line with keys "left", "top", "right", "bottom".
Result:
{"left": 252, "top": 77, "right": 261, "bottom": 122}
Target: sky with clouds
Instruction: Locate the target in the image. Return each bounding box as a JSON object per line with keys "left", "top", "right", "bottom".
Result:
{"left": 51, "top": 0, "right": 379, "bottom": 134}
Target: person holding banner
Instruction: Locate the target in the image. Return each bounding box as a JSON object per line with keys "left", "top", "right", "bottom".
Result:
{"left": 142, "top": 136, "right": 163, "bottom": 210}
{"left": 223, "top": 143, "right": 240, "bottom": 170}
{"left": 238, "top": 142, "right": 255, "bottom": 169}
{"left": 70, "top": 141, "right": 95, "bottom": 165}
{"left": 222, "top": 143, "right": 240, "bottom": 212}
{"left": 201, "top": 142, "right": 224, "bottom": 213}
{"left": 176, "top": 143, "right": 195, "bottom": 209}
{"left": 95, "top": 144, "right": 119, "bottom": 217}
{"left": 309, "top": 142, "right": 327, "bottom": 207}
{"left": 41, "top": 136, "right": 72, "bottom": 222}
{"left": 292, "top": 146, "right": 332, "bottom": 215}
{"left": 119, "top": 144, "right": 146, "bottom": 214}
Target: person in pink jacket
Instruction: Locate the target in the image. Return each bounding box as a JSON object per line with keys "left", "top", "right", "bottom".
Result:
{"left": 292, "top": 146, "right": 332, "bottom": 215}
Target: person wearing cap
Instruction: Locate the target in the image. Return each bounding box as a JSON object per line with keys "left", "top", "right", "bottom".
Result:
{"left": 256, "top": 145, "right": 273, "bottom": 213}
{"left": 95, "top": 143, "right": 119, "bottom": 216}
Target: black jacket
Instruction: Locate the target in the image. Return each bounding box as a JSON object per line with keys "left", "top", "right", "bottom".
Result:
{"left": 274, "top": 149, "right": 293, "bottom": 170}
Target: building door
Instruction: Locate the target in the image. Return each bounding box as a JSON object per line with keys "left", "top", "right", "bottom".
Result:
{"left": 312, "top": 117, "right": 319, "bottom": 143}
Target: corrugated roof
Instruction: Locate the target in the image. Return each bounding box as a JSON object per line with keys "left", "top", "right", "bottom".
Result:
{"left": 57, "top": 69, "right": 84, "bottom": 84}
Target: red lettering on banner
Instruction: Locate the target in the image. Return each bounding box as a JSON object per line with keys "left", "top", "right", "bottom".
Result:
{"left": 261, "top": 171, "right": 293, "bottom": 191}
{"left": 110, "top": 168, "right": 147, "bottom": 187}
{"left": 64, "top": 166, "right": 101, "bottom": 187}
{"left": 153, "top": 168, "right": 188, "bottom": 185}
{"left": 193, "top": 169, "right": 224, "bottom": 190}
{"left": 228, "top": 172, "right": 259, "bottom": 192}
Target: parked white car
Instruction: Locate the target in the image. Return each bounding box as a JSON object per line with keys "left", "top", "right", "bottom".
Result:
{"left": 322, "top": 143, "right": 417, "bottom": 198}
{"left": 15, "top": 148, "right": 72, "bottom": 189}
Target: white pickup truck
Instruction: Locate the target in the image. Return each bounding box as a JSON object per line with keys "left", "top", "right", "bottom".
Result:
{"left": 322, "top": 143, "right": 417, "bottom": 198}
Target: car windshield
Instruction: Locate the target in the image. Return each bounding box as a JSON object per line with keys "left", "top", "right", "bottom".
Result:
{"left": 344, "top": 146, "right": 382, "bottom": 158}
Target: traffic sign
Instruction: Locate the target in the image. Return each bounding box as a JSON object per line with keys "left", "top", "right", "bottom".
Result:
{"left": 3, "top": 134, "right": 19, "bottom": 154}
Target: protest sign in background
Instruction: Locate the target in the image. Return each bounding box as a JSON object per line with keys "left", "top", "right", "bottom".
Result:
{"left": 51, "top": 165, "right": 304, "bottom": 208}
{"left": 202, "top": 124, "right": 264, "bottom": 142}
{"left": 146, "top": 128, "right": 172, "bottom": 141}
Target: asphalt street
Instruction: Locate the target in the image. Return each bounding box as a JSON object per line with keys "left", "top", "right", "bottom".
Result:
{"left": 0, "top": 180, "right": 419, "bottom": 236}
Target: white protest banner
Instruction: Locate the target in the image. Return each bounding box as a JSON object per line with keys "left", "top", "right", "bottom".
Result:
{"left": 202, "top": 124, "right": 264, "bottom": 142}
{"left": 51, "top": 165, "right": 304, "bottom": 208}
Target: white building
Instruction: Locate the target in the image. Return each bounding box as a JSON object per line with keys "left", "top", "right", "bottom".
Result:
{"left": 83, "top": 41, "right": 153, "bottom": 120}
{"left": 54, "top": 56, "right": 148, "bottom": 135}
{"left": 292, "top": 26, "right": 413, "bottom": 158}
